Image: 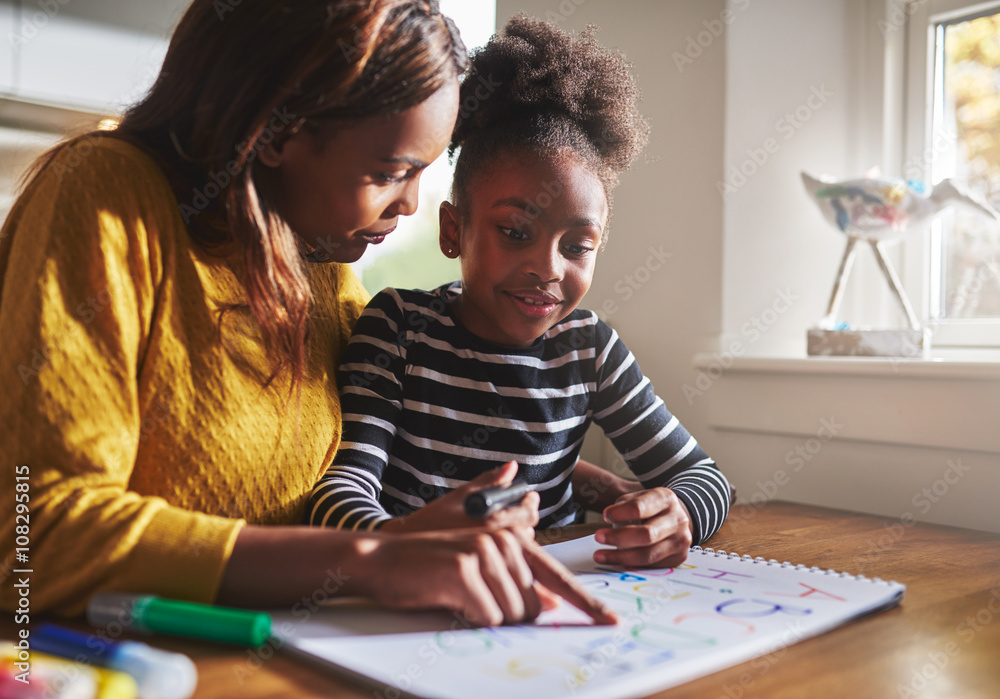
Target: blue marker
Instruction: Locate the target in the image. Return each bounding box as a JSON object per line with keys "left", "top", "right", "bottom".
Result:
{"left": 32, "top": 623, "right": 197, "bottom": 699}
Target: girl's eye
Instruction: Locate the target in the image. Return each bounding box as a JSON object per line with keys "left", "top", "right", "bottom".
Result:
{"left": 565, "top": 243, "right": 595, "bottom": 257}
{"left": 499, "top": 227, "right": 528, "bottom": 241}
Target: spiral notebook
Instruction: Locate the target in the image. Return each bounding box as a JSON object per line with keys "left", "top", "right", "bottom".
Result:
{"left": 271, "top": 535, "right": 905, "bottom": 699}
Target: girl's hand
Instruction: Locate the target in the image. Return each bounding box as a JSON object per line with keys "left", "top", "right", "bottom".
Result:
{"left": 594, "top": 488, "right": 693, "bottom": 568}
{"left": 571, "top": 458, "right": 643, "bottom": 511}
{"left": 380, "top": 461, "right": 539, "bottom": 535}
{"left": 364, "top": 528, "right": 618, "bottom": 627}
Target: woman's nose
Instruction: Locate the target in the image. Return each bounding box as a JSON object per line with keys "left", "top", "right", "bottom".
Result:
{"left": 390, "top": 177, "right": 420, "bottom": 218}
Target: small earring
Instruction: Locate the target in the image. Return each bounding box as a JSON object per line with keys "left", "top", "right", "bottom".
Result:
{"left": 446, "top": 248, "right": 454, "bottom": 256}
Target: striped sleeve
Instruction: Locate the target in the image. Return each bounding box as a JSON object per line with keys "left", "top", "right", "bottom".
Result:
{"left": 591, "top": 321, "right": 730, "bottom": 544}
{"left": 306, "top": 289, "right": 408, "bottom": 530}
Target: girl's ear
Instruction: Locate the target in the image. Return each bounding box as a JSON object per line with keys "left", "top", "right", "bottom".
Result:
{"left": 439, "top": 201, "right": 461, "bottom": 258}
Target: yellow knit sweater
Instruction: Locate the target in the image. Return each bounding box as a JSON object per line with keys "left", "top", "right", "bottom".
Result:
{"left": 0, "top": 138, "right": 369, "bottom": 615}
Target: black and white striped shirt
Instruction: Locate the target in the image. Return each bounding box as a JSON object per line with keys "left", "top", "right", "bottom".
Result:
{"left": 308, "top": 283, "right": 730, "bottom": 543}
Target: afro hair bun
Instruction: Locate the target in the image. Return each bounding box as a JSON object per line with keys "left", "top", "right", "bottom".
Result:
{"left": 451, "top": 14, "right": 647, "bottom": 184}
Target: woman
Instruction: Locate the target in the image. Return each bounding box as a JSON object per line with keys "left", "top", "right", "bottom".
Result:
{"left": 0, "top": 0, "right": 612, "bottom": 628}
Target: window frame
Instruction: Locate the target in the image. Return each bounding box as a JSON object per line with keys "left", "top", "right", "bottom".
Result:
{"left": 900, "top": 0, "right": 1000, "bottom": 348}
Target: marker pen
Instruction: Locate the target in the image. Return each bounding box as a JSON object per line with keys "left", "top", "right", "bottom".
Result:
{"left": 87, "top": 593, "right": 272, "bottom": 647}
{"left": 3, "top": 641, "right": 139, "bottom": 699}
{"left": 32, "top": 623, "right": 195, "bottom": 699}
{"left": 464, "top": 481, "right": 536, "bottom": 518}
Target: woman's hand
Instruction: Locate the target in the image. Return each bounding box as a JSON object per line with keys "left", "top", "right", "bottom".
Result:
{"left": 219, "top": 520, "right": 616, "bottom": 627}
{"left": 380, "top": 461, "right": 539, "bottom": 535}
{"left": 363, "top": 528, "right": 618, "bottom": 627}
{"left": 595, "top": 487, "right": 693, "bottom": 568}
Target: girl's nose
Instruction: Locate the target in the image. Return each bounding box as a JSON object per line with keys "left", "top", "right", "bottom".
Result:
{"left": 525, "top": 243, "right": 563, "bottom": 282}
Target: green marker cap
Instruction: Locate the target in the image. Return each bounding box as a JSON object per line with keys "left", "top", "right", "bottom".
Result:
{"left": 87, "top": 593, "right": 272, "bottom": 647}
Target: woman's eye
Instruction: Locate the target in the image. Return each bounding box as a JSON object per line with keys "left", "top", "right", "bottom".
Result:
{"left": 376, "top": 171, "right": 410, "bottom": 184}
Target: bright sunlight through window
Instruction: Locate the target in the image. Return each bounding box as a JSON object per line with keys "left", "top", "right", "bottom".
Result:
{"left": 930, "top": 8, "right": 1000, "bottom": 319}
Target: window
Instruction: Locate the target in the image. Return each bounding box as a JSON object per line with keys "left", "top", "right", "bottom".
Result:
{"left": 353, "top": 0, "right": 496, "bottom": 296}
{"left": 903, "top": 0, "right": 1000, "bottom": 347}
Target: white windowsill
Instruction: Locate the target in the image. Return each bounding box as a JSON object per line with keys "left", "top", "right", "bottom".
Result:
{"left": 693, "top": 351, "right": 1000, "bottom": 380}
{"left": 693, "top": 350, "right": 1000, "bottom": 455}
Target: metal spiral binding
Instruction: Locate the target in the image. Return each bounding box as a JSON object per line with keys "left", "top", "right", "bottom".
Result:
{"left": 690, "top": 545, "right": 893, "bottom": 585}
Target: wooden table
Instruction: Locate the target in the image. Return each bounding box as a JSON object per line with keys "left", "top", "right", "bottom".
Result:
{"left": 10, "top": 501, "right": 1000, "bottom": 697}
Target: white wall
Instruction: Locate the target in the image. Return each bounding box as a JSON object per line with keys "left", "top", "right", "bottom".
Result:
{"left": 721, "top": 0, "right": 913, "bottom": 355}
{"left": 723, "top": 0, "right": 856, "bottom": 354}
{"left": 498, "top": 0, "right": 999, "bottom": 534}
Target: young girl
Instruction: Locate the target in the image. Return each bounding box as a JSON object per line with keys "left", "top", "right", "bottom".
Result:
{"left": 308, "top": 16, "right": 731, "bottom": 567}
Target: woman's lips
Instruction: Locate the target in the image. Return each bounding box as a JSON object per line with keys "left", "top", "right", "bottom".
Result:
{"left": 359, "top": 225, "right": 396, "bottom": 244}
